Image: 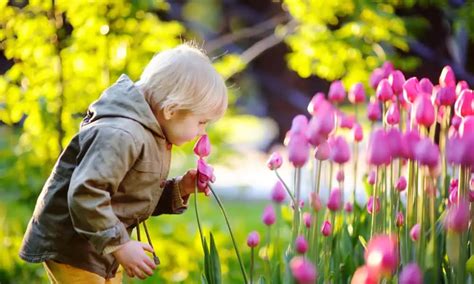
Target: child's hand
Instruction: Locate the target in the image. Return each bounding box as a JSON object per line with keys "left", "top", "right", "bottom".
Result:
{"left": 112, "top": 240, "right": 156, "bottom": 279}
{"left": 179, "top": 169, "right": 209, "bottom": 196}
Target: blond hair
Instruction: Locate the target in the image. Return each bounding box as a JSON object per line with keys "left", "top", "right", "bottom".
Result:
{"left": 136, "top": 43, "right": 227, "bottom": 121}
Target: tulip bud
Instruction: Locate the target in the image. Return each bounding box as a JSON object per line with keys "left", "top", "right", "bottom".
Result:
{"left": 403, "top": 77, "right": 419, "bottom": 104}
{"left": 368, "top": 170, "right": 376, "bottom": 185}
{"left": 455, "top": 81, "right": 469, "bottom": 97}
{"left": 414, "top": 138, "right": 440, "bottom": 168}
{"left": 435, "top": 86, "right": 456, "bottom": 106}
{"left": 386, "top": 128, "right": 403, "bottom": 159}
{"left": 439, "top": 65, "right": 456, "bottom": 88}
{"left": 295, "top": 235, "right": 309, "bottom": 254}
{"left": 410, "top": 224, "right": 420, "bottom": 241}
{"left": 351, "top": 265, "right": 379, "bottom": 284}
{"left": 349, "top": 82, "right": 366, "bottom": 104}
{"left": 367, "top": 100, "right": 381, "bottom": 122}
{"left": 344, "top": 202, "right": 353, "bottom": 213}
{"left": 266, "top": 152, "right": 283, "bottom": 170}
{"left": 290, "top": 256, "right": 317, "bottom": 284}
{"left": 310, "top": 192, "right": 322, "bottom": 212}
{"left": 454, "top": 89, "right": 474, "bottom": 117}
{"left": 262, "top": 205, "right": 276, "bottom": 226}
{"left": 247, "top": 231, "right": 260, "bottom": 248}
{"left": 288, "top": 133, "right": 310, "bottom": 168}
{"left": 367, "top": 196, "right": 380, "bottom": 214}
{"left": 307, "top": 92, "right": 326, "bottom": 115}
{"left": 376, "top": 79, "right": 393, "bottom": 102}
{"left": 382, "top": 61, "right": 394, "bottom": 77}
{"left": 386, "top": 102, "right": 400, "bottom": 125}
{"left": 399, "top": 263, "right": 423, "bottom": 284}
{"left": 329, "top": 136, "right": 351, "bottom": 164}
{"left": 327, "top": 188, "right": 343, "bottom": 211}
{"left": 468, "top": 190, "right": 474, "bottom": 202}
{"left": 396, "top": 212, "right": 404, "bottom": 227}
{"left": 367, "top": 129, "right": 391, "bottom": 166}
{"left": 321, "top": 220, "right": 332, "bottom": 236}
{"left": 303, "top": 212, "right": 312, "bottom": 228}
{"left": 389, "top": 70, "right": 406, "bottom": 95}
{"left": 414, "top": 93, "right": 435, "bottom": 127}
{"left": 339, "top": 114, "right": 355, "bottom": 129}
{"left": 459, "top": 116, "right": 474, "bottom": 137}
{"left": 314, "top": 141, "right": 330, "bottom": 161}
{"left": 444, "top": 199, "right": 470, "bottom": 233}
{"left": 370, "top": 68, "right": 385, "bottom": 89}
{"left": 365, "top": 234, "right": 398, "bottom": 277}
{"left": 451, "top": 115, "right": 462, "bottom": 130}
{"left": 336, "top": 169, "right": 345, "bottom": 182}
{"left": 328, "top": 80, "right": 346, "bottom": 103}
{"left": 353, "top": 123, "right": 363, "bottom": 142}
{"left": 419, "top": 78, "right": 433, "bottom": 94}
{"left": 271, "top": 181, "right": 286, "bottom": 204}
{"left": 396, "top": 176, "right": 407, "bottom": 192}
{"left": 194, "top": 135, "right": 211, "bottom": 158}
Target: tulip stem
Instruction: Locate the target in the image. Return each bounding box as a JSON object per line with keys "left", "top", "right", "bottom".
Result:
{"left": 370, "top": 166, "right": 379, "bottom": 237}
{"left": 291, "top": 168, "right": 302, "bottom": 254}
{"left": 274, "top": 169, "right": 296, "bottom": 206}
{"left": 194, "top": 183, "right": 205, "bottom": 247}
{"left": 250, "top": 247, "right": 254, "bottom": 284}
{"left": 208, "top": 184, "right": 249, "bottom": 284}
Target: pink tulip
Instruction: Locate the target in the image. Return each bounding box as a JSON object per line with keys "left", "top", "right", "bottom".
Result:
{"left": 448, "top": 187, "right": 458, "bottom": 206}
{"left": 459, "top": 116, "right": 474, "bottom": 137}
{"left": 386, "top": 128, "right": 403, "bottom": 159}
{"left": 290, "top": 115, "right": 309, "bottom": 135}
{"left": 339, "top": 114, "right": 355, "bottom": 129}
{"left": 329, "top": 136, "right": 351, "bottom": 164}
{"left": 370, "top": 68, "right": 385, "bottom": 89}
{"left": 468, "top": 190, "right": 474, "bottom": 202}
{"left": 444, "top": 199, "right": 470, "bottom": 233}
{"left": 455, "top": 80, "right": 469, "bottom": 97}
{"left": 266, "top": 152, "right": 283, "bottom": 170}
{"left": 307, "top": 92, "right": 326, "bottom": 115}
{"left": 349, "top": 82, "right": 366, "bottom": 104}
{"left": 367, "top": 196, "right": 380, "bottom": 214}
{"left": 368, "top": 170, "right": 376, "bottom": 185}
{"left": 247, "top": 231, "right": 260, "bottom": 248}
{"left": 454, "top": 89, "right": 474, "bottom": 117}
{"left": 344, "top": 202, "right": 353, "bottom": 213}
{"left": 401, "top": 129, "right": 421, "bottom": 160}
{"left": 446, "top": 134, "right": 463, "bottom": 165}
{"left": 262, "top": 205, "right": 276, "bottom": 226}
{"left": 271, "top": 181, "right": 286, "bottom": 204}
{"left": 396, "top": 212, "right": 404, "bottom": 227}
{"left": 353, "top": 123, "right": 364, "bottom": 142}
{"left": 419, "top": 78, "right": 433, "bottom": 94}
{"left": 376, "top": 79, "right": 393, "bottom": 102}
{"left": 197, "top": 158, "right": 215, "bottom": 195}
{"left": 351, "top": 265, "right": 379, "bottom": 284}
{"left": 295, "top": 235, "right": 309, "bottom": 254}
{"left": 310, "top": 192, "right": 323, "bottom": 212}
{"left": 403, "top": 77, "right": 420, "bottom": 103}
{"left": 386, "top": 101, "right": 400, "bottom": 125}
{"left": 365, "top": 234, "right": 399, "bottom": 277}
{"left": 290, "top": 256, "right": 317, "bottom": 284}
{"left": 450, "top": 178, "right": 459, "bottom": 190}
{"left": 389, "top": 70, "right": 406, "bottom": 95}
{"left": 336, "top": 169, "right": 345, "bottom": 182}
{"left": 396, "top": 176, "right": 407, "bottom": 192}
{"left": 328, "top": 80, "right": 346, "bottom": 103}
{"left": 327, "top": 188, "right": 343, "bottom": 211}
{"left": 382, "top": 62, "right": 394, "bottom": 77}
{"left": 435, "top": 86, "right": 456, "bottom": 106}
{"left": 399, "top": 263, "right": 423, "bottom": 284}
{"left": 308, "top": 102, "right": 335, "bottom": 138}
{"left": 451, "top": 115, "right": 462, "bottom": 130}
{"left": 439, "top": 65, "right": 456, "bottom": 88}
{"left": 414, "top": 93, "right": 435, "bottom": 127}
{"left": 314, "top": 141, "right": 330, "bottom": 161}
{"left": 194, "top": 135, "right": 211, "bottom": 158}
{"left": 306, "top": 117, "right": 326, "bottom": 147}
{"left": 410, "top": 224, "right": 420, "bottom": 241}
{"left": 367, "top": 100, "right": 382, "bottom": 122}
{"left": 288, "top": 133, "right": 310, "bottom": 168}
{"left": 414, "top": 138, "right": 440, "bottom": 168}
{"left": 321, "top": 220, "right": 332, "bottom": 236}
{"left": 303, "top": 212, "right": 312, "bottom": 228}
{"left": 367, "top": 129, "right": 391, "bottom": 165}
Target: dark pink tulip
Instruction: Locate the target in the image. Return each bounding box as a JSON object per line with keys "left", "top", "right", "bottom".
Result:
{"left": 314, "top": 141, "right": 330, "bottom": 161}
{"left": 310, "top": 191, "right": 322, "bottom": 212}
{"left": 454, "top": 89, "right": 474, "bottom": 117}
{"left": 367, "top": 129, "right": 391, "bottom": 166}
{"left": 194, "top": 135, "right": 211, "bottom": 158}
{"left": 450, "top": 178, "right": 459, "bottom": 191}
{"left": 435, "top": 86, "right": 456, "bottom": 106}
{"left": 288, "top": 133, "right": 310, "bottom": 168}
{"left": 396, "top": 176, "right": 407, "bottom": 192}
{"left": 328, "top": 80, "right": 346, "bottom": 103}
{"left": 459, "top": 116, "right": 474, "bottom": 137}
{"left": 266, "top": 152, "right": 283, "bottom": 170}
{"left": 303, "top": 212, "right": 311, "bottom": 228}
{"left": 349, "top": 82, "right": 366, "bottom": 104}
{"left": 339, "top": 114, "right": 355, "bottom": 129}
{"left": 439, "top": 65, "right": 456, "bottom": 88}
{"left": 455, "top": 80, "right": 469, "bottom": 97}
{"left": 414, "top": 138, "right": 440, "bottom": 168}
{"left": 403, "top": 77, "right": 419, "bottom": 104}
{"left": 290, "top": 256, "right": 317, "bottom": 284}
{"left": 336, "top": 169, "right": 345, "bottom": 182}
{"left": 271, "top": 181, "right": 286, "bottom": 204}
{"left": 388, "top": 70, "right": 406, "bottom": 95}
{"left": 414, "top": 93, "right": 435, "bottom": 127}
{"left": 262, "top": 205, "right": 276, "bottom": 226}
{"left": 295, "top": 235, "right": 309, "bottom": 254}
{"left": 367, "top": 197, "right": 380, "bottom": 214}
{"left": 247, "top": 231, "right": 260, "bottom": 248}
{"left": 290, "top": 115, "right": 309, "bottom": 135}
{"left": 386, "top": 128, "right": 403, "bottom": 159}
{"left": 329, "top": 136, "right": 351, "bottom": 164}
{"left": 370, "top": 68, "right": 385, "bottom": 89}
{"left": 399, "top": 263, "right": 423, "bottom": 284}
{"left": 368, "top": 170, "right": 376, "bottom": 185}
{"left": 197, "top": 158, "right": 215, "bottom": 195}
{"left": 444, "top": 199, "right": 470, "bottom": 233}
{"left": 396, "top": 212, "right": 404, "bottom": 227}
{"left": 367, "top": 100, "right": 381, "bottom": 122}
{"left": 344, "top": 202, "right": 353, "bottom": 213}
{"left": 401, "top": 129, "right": 421, "bottom": 160}
{"left": 351, "top": 265, "right": 379, "bottom": 284}
{"left": 353, "top": 123, "right": 364, "bottom": 142}
{"left": 419, "top": 78, "right": 433, "bottom": 94}
{"left": 376, "top": 79, "right": 393, "bottom": 102}
{"left": 451, "top": 115, "right": 462, "bottom": 130}
{"left": 386, "top": 102, "right": 400, "bottom": 125}
{"left": 468, "top": 190, "right": 474, "bottom": 202}
{"left": 365, "top": 234, "right": 399, "bottom": 277}
{"left": 410, "top": 224, "right": 420, "bottom": 241}
{"left": 321, "top": 220, "right": 332, "bottom": 236}
{"left": 327, "top": 188, "right": 343, "bottom": 211}
{"left": 307, "top": 92, "right": 326, "bottom": 115}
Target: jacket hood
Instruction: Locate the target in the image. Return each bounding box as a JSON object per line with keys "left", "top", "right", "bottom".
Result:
{"left": 83, "top": 74, "right": 164, "bottom": 139}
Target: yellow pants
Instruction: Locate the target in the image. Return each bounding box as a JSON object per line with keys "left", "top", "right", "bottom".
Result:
{"left": 43, "top": 260, "right": 123, "bottom": 284}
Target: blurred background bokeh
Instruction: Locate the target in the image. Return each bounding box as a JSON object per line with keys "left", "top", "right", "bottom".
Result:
{"left": 1, "top": 0, "right": 474, "bottom": 283}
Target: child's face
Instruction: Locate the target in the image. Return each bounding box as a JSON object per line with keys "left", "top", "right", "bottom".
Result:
{"left": 160, "top": 110, "right": 213, "bottom": 146}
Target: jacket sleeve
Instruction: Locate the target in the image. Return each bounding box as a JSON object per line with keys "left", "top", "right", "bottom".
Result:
{"left": 151, "top": 177, "right": 189, "bottom": 216}
{"left": 68, "top": 126, "right": 140, "bottom": 254}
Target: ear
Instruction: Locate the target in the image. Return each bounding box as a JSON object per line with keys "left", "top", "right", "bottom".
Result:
{"left": 162, "top": 104, "right": 177, "bottom": 120}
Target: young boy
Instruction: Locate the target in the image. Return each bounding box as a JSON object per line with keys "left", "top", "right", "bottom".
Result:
{"left": 19, "top": 43, "right": 228, "bottom": 283}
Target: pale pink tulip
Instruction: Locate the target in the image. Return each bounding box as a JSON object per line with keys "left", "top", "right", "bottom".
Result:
{"left": 288, "top": 133, "right": 310, "bottom": 168}
{"left": 290, "top": 115, "right": 309, "bottom": 135}
{"left": 271, "top": 181, "right": 286, "bottom": 204}
{"left": 303, "top": 212, "right": 312, "bottom": 228}
{"left": 386, "top": 128, "right": 403, "bottom": 159}
{"left": 266, "top": 152, "right": 283, "bottom": 170}
{"left": 439, "top": 65, "right": 456, "bottom": 88}
{"left": 414, "top": 93, "right": 435, "bottom": 127}
{"left": 321, "top": 220, "right": 332, "bottom": 236}
{"left": 459, "top": 116, "right": 474, "bottom": 137}
{"left": 306, "top": 116, "right": 326, "bottom": 147}
{"left": 389, "top": 70, "right": 406, "bottom": 95}
{"left": 367, "top": 129, "right": 391, "bottom": 166}
{"left": 328, "top": 80, "right": 346, "bottom": 103}
{"left": 339, "top": 114, "right": 355, "bottom": 129}
{"left": 327, "top": 188, "right": 342, "bottom": 211}
{"left": 247, "top": 231, "right": 260, "bottom": 247}
{"left": 329, "top": 136, "right": 351, "bottom": 164}
{"left": 307, "top": 92, "right": 326, "bottom": 115}
{"left": 353, "top": 123, "right": 364, "bottom": 142}
{"left": 386, "top": 102, "right": 400, "bottom": 125}
{"left": 419, "top": 78, "right": 433, "bottom": 94}
{"left": 262, "top": 205, "right": 276, "bottom": 226}
{"left": 351, "top": 265, "right": 379, "bottom": 284}
{"left": 309, "top": 102, "right": 336, "bottom": 137}
{"left": 401, "top": 129, "right": 421, "bottom": 160}
{"left": 410, "top": 224, "right": 420, "bottom": 241}
{"left": 194, "top": 135, "right": 211, "bottom": 158}
{"left": 365, "top": 234, "right": 399, "bottom": 277}
{"left": 454, "top": 89, "right": 474, "bottom": 117}
{"left": 444, "top": 199, "right": 470, "bottom": 233}
{"left": 414, "top": 138, "right": 440, "bottom": 168}
{"left": 396, "top": 176, "right": 407, "bottom": 192}
{"left": 367, "top": 100, "right": 381, "bottom": 122}
{"left": 446, "top": 134, "right": 463, "bottom": 165}
{"left": 314, "top": 141, "right": 330, "bottom": 161}
{"left": 290, "top": 256, "right": 317, "bottom": 284}
{"left": 403, "top": 77, "right": 420, "bottom": 103}
{"left": 376, "top": 79, "right": 393, "bottom": 102}
{"left": 295, "top": 236, "right": 308, "bottom": 254}
{"left": 349, "top": 82, "right": 366, "bottom": 104}
{"left": 367, "top": 197, "right": 380, "bottom": 214}
{"left": 310, "top": 192, "right": 322, "bottom": 212}
{"left": 399, "top": 263, "right": 423, "bottom": 284}
{"left": 396, "top": 212, "right": 404, "bottom": 227}
{"left": 455, "top": 80, "right": 469, "bottom": 97}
